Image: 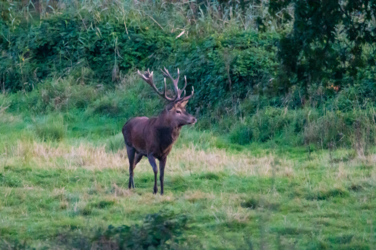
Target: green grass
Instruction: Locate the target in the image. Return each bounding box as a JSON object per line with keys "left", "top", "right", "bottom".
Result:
{"left": 0, "top": 75, "right": 376, "bottom": 249}
{"left": 2, "top": 0, "right": 376, "bottom": 248}
{"left": 0, "top": 106, "right": 375, "bottom": 249}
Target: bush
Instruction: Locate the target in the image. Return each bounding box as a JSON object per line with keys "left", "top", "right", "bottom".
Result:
{"left": 173, "top": 31, "right": 279, "bottom": 113}
{"left": 1, "top": 11, "right": 174, "bottom": 92}
{"left": 1, "top": 8, "right": 279, "bottom": 116}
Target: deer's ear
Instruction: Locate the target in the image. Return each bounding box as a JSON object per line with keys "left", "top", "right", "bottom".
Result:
{"left": 179, "top": 100, "right": 189, "bottom": 108}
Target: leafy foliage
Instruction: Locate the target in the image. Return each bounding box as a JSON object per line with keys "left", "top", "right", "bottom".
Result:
{"left": 2, "top": 0, "right": 376, "bottom": 113}
{"left": 0, "top": 12, "right": 173, "bottom": 91}
{"left": 0, "top": 1, "right": 278, "bottom": 114}
{"left": 173, "top": 31, "right": 279, "bottom": 111}
{"left": 268, "top": 0, "right": 376, "bottom": 93}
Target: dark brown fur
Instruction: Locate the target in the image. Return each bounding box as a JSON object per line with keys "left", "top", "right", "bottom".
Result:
{"left": 122, "top": 96, "right": 196, "bottom": 195}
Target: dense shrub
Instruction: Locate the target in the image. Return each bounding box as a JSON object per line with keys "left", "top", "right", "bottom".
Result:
{"left": 172, "top": 31, "right": 279, "bottom": 111}
{"left": 1, "top": 9, "right": 278, "bottom": 114}
{"left": 0, "top": 13, "right": 173, "bottom": 91}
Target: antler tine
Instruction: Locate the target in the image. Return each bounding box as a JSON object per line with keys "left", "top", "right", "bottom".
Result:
{"left": 137, "top": 69, "right": 175, "bottom": 101}
{"left": 161, "top": 67, "right": 181, "bottom": 99}
{"left": 163, "top": 78, "right": 174, "bottom": 101}
{"left": 139, "top": 67, "right": 193, "bottom": 103}
{"left": 179, "top": 75, "right": 188, "bottom": 98}
{"left": 177, "top": 85, "right": 194, "bottom": 103}
{"left": 184, "top": 86, "right": 194, "bottom": 100}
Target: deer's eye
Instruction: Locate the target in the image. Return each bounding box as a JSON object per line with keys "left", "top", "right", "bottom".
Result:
{"left": 176, "top": 110, "right": 181, "bottom": 114}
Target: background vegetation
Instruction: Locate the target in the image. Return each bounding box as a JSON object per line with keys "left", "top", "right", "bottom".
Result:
{"left": 1, "top": 0, "right": 376, "bottom": 249}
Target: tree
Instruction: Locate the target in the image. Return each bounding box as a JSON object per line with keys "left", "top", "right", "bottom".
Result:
{"left": 268, "top": 0, "right": 376, "bottom": 93}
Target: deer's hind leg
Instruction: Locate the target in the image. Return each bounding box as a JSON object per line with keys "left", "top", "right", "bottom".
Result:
{"left": 126, "top": 146, "right": 136, "bottom": 189}
{"left": 134, "top": 153, "right": 143, "bottom": 167}
{"left": 147, "top": 154, "right": 158, "bottom": 194}
{"left": 131, "top": 153, "right": 143, "bottom": 188}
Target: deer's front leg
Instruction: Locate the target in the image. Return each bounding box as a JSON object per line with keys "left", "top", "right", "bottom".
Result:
{"left": 159, "top": 157, "right": 167, "bottom": 195}
{"left": 147, "top": 154, "right": 158, "bottom": 194}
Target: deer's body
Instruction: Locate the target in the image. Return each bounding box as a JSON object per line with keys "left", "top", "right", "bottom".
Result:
{"left": 123, "top": 112, "right": 182, "bottom": 159}
{"left": 122, "top": 68, "right": 196, "bottom": 195}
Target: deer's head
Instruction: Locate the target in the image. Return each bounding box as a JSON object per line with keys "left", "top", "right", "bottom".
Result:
{"left": 137, "top": 68, "right": 197, "bottom": 127}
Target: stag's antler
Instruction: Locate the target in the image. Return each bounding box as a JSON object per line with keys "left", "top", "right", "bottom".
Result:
{"left": 137, "top": 68, "right": 194, "bottom": 102}
{"left": 137, "top": 69, "right": 175, "bottom": 102}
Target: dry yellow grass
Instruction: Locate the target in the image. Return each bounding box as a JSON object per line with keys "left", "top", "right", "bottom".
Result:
{"left": 111, "top": 183, "right": 133, "bottom": 197}
{"left": 336, "top": 164, "right": 348, "bottom": 179}
{"left": 183, "top": 190, "right": 215, "bottom": 203}
{"left": 9, "top": 140, "right": 296, "bottom": 177}
{"left": 7, "top": 139, "right": 376, "bottom": 186}
{"left": 308, "top": 150, "right": 376, "bottom": 182}
{"left": 210, "top": 204, "right": 251, "bottom": 224}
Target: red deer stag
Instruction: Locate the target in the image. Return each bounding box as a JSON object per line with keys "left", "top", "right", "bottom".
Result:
{"left": 122, "top": 68, "right": 196, "bottom": 195}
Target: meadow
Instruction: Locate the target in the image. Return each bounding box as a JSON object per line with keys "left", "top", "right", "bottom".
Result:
{"left": 1, "top": 74, "right": 375, "bottom": 249}
{"left": 1, "top": 0, "right": 376, "bottom": 249}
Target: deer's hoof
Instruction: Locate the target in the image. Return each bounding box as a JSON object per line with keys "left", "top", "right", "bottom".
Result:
{"left": 128, "top": 178, "right": 135, "bottom": 189}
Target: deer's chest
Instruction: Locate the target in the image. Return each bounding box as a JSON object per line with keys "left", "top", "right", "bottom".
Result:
{"left": 156, "top": 127, "right": 180, "bottom": 156}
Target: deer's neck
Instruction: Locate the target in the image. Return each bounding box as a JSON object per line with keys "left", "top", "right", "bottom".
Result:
{"left": 155, "top": 116, "right": 181, "bottom": 152}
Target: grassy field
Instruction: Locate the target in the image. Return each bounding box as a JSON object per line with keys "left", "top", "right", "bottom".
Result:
{"left": 1, "top": 0, "right": 376, "bottom": 249}
{"left": 0, "top": 104, "right": 375, "bottom": 249}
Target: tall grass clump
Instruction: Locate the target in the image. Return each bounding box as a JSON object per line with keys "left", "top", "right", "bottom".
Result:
{"left": 304, "top": 108, "right": 376, "bottom": 152}
{"left": 34, "top": 115, "right": 66, "bottom": 142}
{"left": 6, "top": 72, "right": 162, "bottom": 118}
{"left": 229, "top": 123, "right": 253, "bottom": 145}
{"left": 212, "top": 93, "right": 376, "bottom": 149}
{"left": 7, "top": 75, "right": 99, "bottom": 114}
